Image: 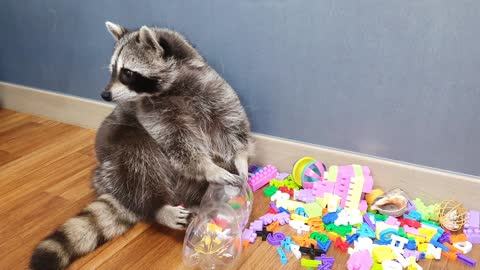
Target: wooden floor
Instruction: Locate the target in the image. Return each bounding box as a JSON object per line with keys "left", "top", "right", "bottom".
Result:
{"left": 0, "top": 108, "right": 478, "bottom": 270}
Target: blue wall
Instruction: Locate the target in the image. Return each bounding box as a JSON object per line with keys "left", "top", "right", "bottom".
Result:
{"left": 1, "top": 1, "right": 480, "bottom": 176}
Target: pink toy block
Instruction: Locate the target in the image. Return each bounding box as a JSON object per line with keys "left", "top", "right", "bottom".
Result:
{"left": 277, "top": 173, "right": 290, "bottom": 180}
{"left": 347, "top": 249, "right": 373, "bottom": 270}
{"left": 337, "top": 165, "right": 371, "bottom": 178}
{"left": 247, "top": 165, "right": 278, "bottom": 191}
{"left": 359, "top": 200, "right": 368, "bottom": 211}
{"left": 385, "top": 216, "right": 401, "bottom": 226}
{"left": 362, "top": 176, "right": 374, "bottom": 193}
{"left": 333, "top": 177, "right": 351, "bottom": 207}
{"left": 312, "top": 180, "right": 335, "bottom": 197}
{"left": 464, "top": 210, "right": 480, "bottom": 243}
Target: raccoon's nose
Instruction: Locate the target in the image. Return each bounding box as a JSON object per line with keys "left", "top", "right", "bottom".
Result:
{"left": 101, "top": 91, "right": 112, "bottom": 102}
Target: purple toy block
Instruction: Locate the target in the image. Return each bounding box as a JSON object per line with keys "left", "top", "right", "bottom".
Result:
{"left": 457, "top": 253, "right": 477, "bottom": 267}
{"left": 249, "top": 220, "right": 263, "bottom": 231}
{"left": 259, "top": 213, "right": 275, "bottom": 225}
{"left": 407, "top": 200, "right": 417, "bottom": 211}
{"left": 267, "top": 232, "right": 286, "bottom": 245}
{"left": 269, "top": 202, "right": 280, "bottom": 213}
{"left": 247, "top": 165, "right": 278, "bottom": 191}
{"left": 347, "top": 249, "right": 373, "bottom": 270}
{"left": 296, "top": 189, "right": 316, "bottom": 203}
{"left": 277, "top": 173, "right": 290, "bottom": 180}
{"left": 248, "top": 165, "right": 260, "bottom": 173}
{"left": 403, "top": 250, "right": 421, "bottom": 261}
{"left": 273, "top": 212, "right": 290, "bottom": 225}
{"left": 242, "top": 229, "right": 257, "bottom": 243}
{"left": 438, "top": 232, "right": 451, "bottom": 244}
{"left": 465, "top": 210, "right": 480, "bottom": 243}
{"left": 363, "top": 213, "right": 376, "bottom": 231}
{"left": 316, "top": 254, "right": 335, "bottom": 270}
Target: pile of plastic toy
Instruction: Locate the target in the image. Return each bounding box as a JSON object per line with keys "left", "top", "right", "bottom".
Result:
{"left": 241, "top": 157, "right": 479, "bottom": 269}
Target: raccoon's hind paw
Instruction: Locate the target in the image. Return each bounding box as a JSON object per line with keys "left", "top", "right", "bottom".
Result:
{"left": 205, "top": 166, "right": 244, "bottom": 186}
{"left": 155, "top": 205, "right": 191, "bottom": 230}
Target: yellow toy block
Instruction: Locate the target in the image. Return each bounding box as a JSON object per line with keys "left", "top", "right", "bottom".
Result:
{"left": 372, "top": 246, "right": 395, "bottom": 263}
{"left": 324, "top": 193, "right": 341, "bottom": 212}
{"left": 418, "top": 243, "right": 429, "bottom": 253}
{"left": 326, "top": 166, "right": 338, "bottom": 182}
{"left": 315, "top": 197, "right": 327, "bottom": 208}
{"left": 406, "top": 233, "right": 426, "bottom": 245}
{"left": 407, "top": 257, "right": 423, "bottom": 270}
{"left": 291, "top": 214, "right": 309, "bottom": 223}
{"left": 418, "top": 228, "right": 437, "bottom": 242}
{"left": 276, "top": 199, "right": 305, "bottom": 211}
{"left": 207, "top": 223, "right": 222, "bottom": 232}
{"left": 345, "top": 176, "right": 364, "bottom": 210}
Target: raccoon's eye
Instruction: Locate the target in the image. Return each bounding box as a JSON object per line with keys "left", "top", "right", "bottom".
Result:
{"left": 119, "top": 68, "right": 135, "bottom": 84}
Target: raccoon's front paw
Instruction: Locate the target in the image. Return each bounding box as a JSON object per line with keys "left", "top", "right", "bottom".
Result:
{"left": 155, "top": 205, "right": 191, "bottom": 230}
{"left": 205, "top": 166, "right": 243, "bottom": 186}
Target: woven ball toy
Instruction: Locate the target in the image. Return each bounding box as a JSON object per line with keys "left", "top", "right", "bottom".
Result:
{"left": 437, "top": 200, "right": 467, "bottom": 231}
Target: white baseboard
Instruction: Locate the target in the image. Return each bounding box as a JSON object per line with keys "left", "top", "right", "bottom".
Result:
{"left": 2, "top": 81, "right": 479, "bottom": 209}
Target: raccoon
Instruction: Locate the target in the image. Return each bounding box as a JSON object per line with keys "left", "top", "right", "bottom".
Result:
{"left": 30, "top": 22, "right": 253, "bottom": 270}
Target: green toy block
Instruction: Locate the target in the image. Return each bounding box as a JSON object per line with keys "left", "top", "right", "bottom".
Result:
{"left": 263, "top": 186, "right": 278, "bottom": 197}
{"left": 315, "top": 197, "right": 327, "bottom": 208}
{"left": 301, "top": 258, "right": 321, "bottom": 268}
{"left": 398, "top": 227, "right": 407, "bottom": 238}
{"left": 375, "top": 214, "right": 388, "bottom": 221}
{"left": 304, "top": 203, "right": 323, "bottom": 218}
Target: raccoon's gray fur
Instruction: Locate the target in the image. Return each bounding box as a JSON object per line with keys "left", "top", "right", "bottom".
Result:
{"left": 30, "top": 22, "right": 252, "bottom": 270}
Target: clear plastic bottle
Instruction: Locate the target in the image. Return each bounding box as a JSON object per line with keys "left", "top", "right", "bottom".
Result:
{"left": 183, "top": 184, "right": 253, "bottom": 269}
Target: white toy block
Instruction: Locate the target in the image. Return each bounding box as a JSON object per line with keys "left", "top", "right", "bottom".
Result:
{"left": 453, "top": 241, "right": 473, "bottom": 254}
{"left": 382, "top": 260, "right": 403, "bottom": 270}
{"left": 271, "top": 191, "right": 290, "bottom": 202}
{"left": 291, "top": 244, "right": 301, "bottom": 259}
{"left": 348, "top": 209, "right": 363, "bottom": 225}
{"left": 426, "top": 244, "right": 441, "bottom": 260}
{"left": 390, "top": 235, "right": 409, "bottom": 252}
{"left": 348, "top": 237, "right": 373, "bottom": 255}
{"left": 325, "top": 193, "right": 341, "bottom": 212}
{"left": 393, "top": 249, "right": 409, "bottom": 268}
{"left": 334, "top": 209, "right": 350, "bottom": 226}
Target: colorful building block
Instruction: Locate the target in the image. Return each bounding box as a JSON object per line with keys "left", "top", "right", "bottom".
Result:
{"left": 457, "top": 253, "right": 476, "bottom": 267}
{"left": 267, "top": 232, "right": 286, "bottom": 245}
{"left": 281, "top": 236, "right": 294, "bottom": 252}
{"left": 464, "top": 210, "right": 480, "bottom": 243}
{"left": 273, "top": 212, "right": 290, "bottom": 225}
{"left": 276, "top": 247, "right": 288, "bottom": 264}
{"left": 304, "top": 203, "right": 323, "bottom": 218}
{"left": 347, "top": 249, "right": 373, "bottom": 270}
{"left": 241, "top": 229, "right": 257, "bottom": 243}
{"left": 247, "top": 165, "right": 278, "bottom": 191}
{"left": 295, "top": 188, "right": 316, "bottom": 203}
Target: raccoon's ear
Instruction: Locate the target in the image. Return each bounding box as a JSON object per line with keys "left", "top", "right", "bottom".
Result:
{"left": 139, "top": 26, "right": 164, "bottom": 54}
{"left": 105, "top": 21, "right": 127, "bottom": 41}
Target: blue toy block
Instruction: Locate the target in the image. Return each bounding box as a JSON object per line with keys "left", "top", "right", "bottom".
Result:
{"left": 277, "top": 247, "right": 288, "bottom": 264}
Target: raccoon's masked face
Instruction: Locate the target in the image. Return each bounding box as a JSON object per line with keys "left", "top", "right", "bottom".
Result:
{"left": 102, "top": 22, "right": 176, "bottom": 102}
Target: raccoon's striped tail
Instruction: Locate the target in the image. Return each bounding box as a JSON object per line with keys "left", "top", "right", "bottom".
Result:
{"left": 30, "top": 194, "right": 139, "bottom": 270}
